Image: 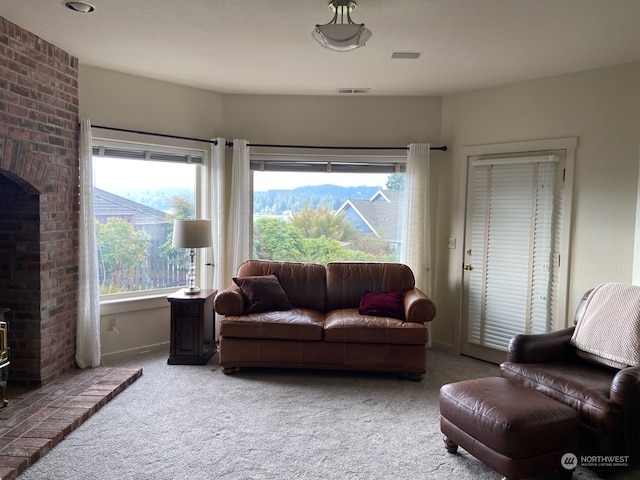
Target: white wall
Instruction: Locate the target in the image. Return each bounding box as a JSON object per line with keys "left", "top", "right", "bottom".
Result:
{"left": 79, "top": 65, "right": 225, "bottom": 138}
{"left": 221, "top": 94, "right": 441, "bottom": 146}
{"left": 434, "top": 62, "right": 640, "bottom": 350}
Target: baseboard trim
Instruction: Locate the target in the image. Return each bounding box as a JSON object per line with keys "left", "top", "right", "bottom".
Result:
{"left": 101, "top": 342, "right": 169, "bottom": 365}
{"left": 431, "top": 341, "right": 455, "bottom": 353}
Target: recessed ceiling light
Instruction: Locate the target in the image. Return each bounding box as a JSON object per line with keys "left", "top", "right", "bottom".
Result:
{"left": 63, "top": 1, "right": 95, "bottom": 13}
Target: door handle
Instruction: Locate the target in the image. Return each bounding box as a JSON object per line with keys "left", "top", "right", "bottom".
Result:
{"left": 464, "top": 264, "right": 473, "bottom": 271}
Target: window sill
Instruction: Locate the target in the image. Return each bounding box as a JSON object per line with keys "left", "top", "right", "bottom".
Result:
{"left": 100, "top": 291, "right": 177, "bottom": 315}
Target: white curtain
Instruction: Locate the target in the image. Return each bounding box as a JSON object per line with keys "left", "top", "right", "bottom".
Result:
{"left": 400, "top": 143, "right": 432, "bottom": 295}
{"left": 210, "top": 137, "right": 228, "bottom": 291}
{"left": 227, "top": 140, "right": 251, "bottom": 276}
{"left": 214, "top": 139, "right": 251, "bottom": 287}
{"left": 76, "top": 119, "right": 101, "bottom": 368}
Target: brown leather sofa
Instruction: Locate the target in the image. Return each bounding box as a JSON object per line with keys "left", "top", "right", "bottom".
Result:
{"left": 213, "top": 260, "right": 436, "bottom": 380}
{"left": 500, "top": 288, "right": 640, "bottom": 463}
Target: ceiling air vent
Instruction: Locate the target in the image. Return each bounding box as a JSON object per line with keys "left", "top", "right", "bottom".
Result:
{"left": 391, "top": 51, "right": 421, "bottom": 59}
{"left": 336, "top": 88, "right": 371, "bottom": 94}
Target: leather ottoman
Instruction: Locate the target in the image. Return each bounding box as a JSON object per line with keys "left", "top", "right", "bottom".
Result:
{"left": 439, "top": 377, "right": 579, "bottom": 480}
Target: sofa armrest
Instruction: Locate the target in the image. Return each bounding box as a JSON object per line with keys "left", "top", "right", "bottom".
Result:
{"left": 404, "top": 288, "right": 436, "bottom": 324}
{"left": 611, "top": 366, "right": 640, "bottom": 450}
{"left": 610, "top": 365, "right": 640, "bottom": 407}
{"left": 213, "top": 285, "right": 245, "bottom": 316}
{"left": 506, "top": 327, "right": 576, "bottom": 363}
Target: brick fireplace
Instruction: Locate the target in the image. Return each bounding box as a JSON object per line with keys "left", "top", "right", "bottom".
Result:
{"left": 0, "top": 17, "right": 80, "bottom": 385}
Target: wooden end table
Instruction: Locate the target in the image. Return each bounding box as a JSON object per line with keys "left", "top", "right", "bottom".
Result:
{"left": 167, "top": 288, "right": 217, "bottom": 365}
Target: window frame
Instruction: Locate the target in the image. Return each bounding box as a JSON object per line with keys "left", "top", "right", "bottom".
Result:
{"left": 92, "top": 136, "right": 210, "bottom": 304}
{"left": 249, "top": 148, "right": 408, "bottom": 263}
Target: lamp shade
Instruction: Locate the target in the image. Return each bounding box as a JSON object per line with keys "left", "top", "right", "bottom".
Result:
{"left": 172, "top": 219, "right": 212, "bottom": 248}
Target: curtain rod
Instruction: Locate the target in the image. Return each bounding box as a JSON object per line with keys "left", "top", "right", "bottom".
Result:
{"left": 226, "top": 141, "right": 447, "bottom": 152}
{"left": 91, "top": 125, "right": 448, "bottom": 152}
{"left": 92, "top": 125, "right": 219, "bottom": 145}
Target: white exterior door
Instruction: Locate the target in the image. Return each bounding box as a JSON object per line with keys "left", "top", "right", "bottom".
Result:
{"left": 461, "top": 153, "right": 565, "bottom": 364}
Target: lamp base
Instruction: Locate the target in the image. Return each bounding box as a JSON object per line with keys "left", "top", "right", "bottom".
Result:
{"left": 183, "top": 247, "right": 201, "bottom": 295}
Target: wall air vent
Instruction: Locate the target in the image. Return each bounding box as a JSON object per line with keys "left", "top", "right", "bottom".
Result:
{"left": 391, "top": 51, "right": 421, "bottom": 59}
{"left": 336, "top": 88, "right": 371, "bottom": 94}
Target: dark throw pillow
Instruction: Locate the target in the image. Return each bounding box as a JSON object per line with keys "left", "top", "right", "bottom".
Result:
{"left": 233, "top": 274, "right": 292, "bottom": 314}
{"left": 358, "top": 290, "right": 405, "bottom": 320}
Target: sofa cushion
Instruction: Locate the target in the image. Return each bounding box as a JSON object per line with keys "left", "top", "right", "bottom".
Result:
{"left": 325, "top": 262, "right": 416, "bottom": 311}
{"left": 233, "top": 274, "right": 292, "bottom": 314}
{"left": 323, "top": 309, "right": 427, "bottom": 345}
{"left": 236, "top": 260, "right": 326, "bottom": 312}
{"left": 220, "top": 308, "right": 324, "bottom": 341}
{"left": 359, "top": 291, "right": 405, "bottom": 320}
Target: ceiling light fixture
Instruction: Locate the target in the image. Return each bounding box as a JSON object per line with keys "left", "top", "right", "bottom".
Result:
{"left": 312, "top": 1, "right": 372, "bottom": 52}
{"left": 63, "top": 1, "right": 95, "bottom": 13}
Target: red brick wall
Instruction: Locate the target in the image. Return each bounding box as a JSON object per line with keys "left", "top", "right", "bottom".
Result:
{"left": 0, "top": 17, "right": 80, "bottom": 385}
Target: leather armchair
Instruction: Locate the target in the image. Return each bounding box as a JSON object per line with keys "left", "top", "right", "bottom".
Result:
{"left": 500, "top": 290, "right": 640, "bottom": 463}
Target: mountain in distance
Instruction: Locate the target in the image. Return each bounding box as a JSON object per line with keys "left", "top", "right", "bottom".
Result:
{"left": 108, "top": 187, "right": 194, "bottom": 213}
{"left": 254, "top": 184, "right": 379, "bottom": 215}
{"left": 107, "top": 184, "right": 380, "bottom": 216}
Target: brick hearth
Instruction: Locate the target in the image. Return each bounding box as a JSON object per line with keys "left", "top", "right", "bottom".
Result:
{"left": 0, "top": 366, "right": 142, "bottom": 479}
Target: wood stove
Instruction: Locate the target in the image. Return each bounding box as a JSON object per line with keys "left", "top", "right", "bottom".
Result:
{"left": 0, "top": 308, "right": 9, "bottom": 407}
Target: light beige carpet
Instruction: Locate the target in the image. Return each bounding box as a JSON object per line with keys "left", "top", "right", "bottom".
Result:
{"left": 16, "top": 348, "right": 638, "bottom": 479}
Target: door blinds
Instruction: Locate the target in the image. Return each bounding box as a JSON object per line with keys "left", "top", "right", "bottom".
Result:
{"left": 467, "top": 155, "right": 560, "bottom": 351}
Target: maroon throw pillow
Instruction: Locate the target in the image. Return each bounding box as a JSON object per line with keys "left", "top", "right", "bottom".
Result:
{"left": 233, "top": 274, "right": 292, "bottom": 314}
{"left": 358, "top": 290, "right": 405, "bottom": 320}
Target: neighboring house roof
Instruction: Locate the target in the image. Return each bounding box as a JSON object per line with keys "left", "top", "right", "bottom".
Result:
{"left": 94, "top": 188, "right": 167, "bottom": 225}
{"left": 336, "top": 189, "right": 404, "bottom": 241}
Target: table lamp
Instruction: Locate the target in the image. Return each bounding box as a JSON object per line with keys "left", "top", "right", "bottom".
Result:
{"left": 172, "top": 219, "right": 212, "bottom": 294}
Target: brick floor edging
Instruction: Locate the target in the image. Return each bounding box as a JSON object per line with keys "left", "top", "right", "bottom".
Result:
{"left": 0, "top": 367, "right": 142, "bottom": 479}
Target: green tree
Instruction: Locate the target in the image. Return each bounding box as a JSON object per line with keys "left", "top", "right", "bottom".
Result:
{"left": 170, "top": 195, "right": 195, "bottom": 219}
{"left": 290, "top": 204, "right": 358, "bottom": 242}
{"left": 253, "top": 217, "right": 306, "bottom": 261}
{"left": 161, "top": 196, "right": 196, "bottom": 270}
{"left": 352, "top": 234, "right": 398, "bottom": 262}
{"left": 96, "top": 217, "right": 151, "bottom": 293}
{"left": 304, "top": 236, "right": 369, "bottom": 264}
{"left": 386, "top": 174, "right": 405, "bottom": 190}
